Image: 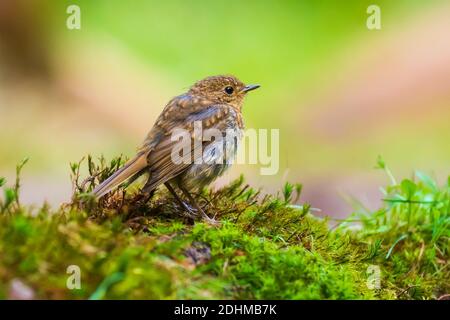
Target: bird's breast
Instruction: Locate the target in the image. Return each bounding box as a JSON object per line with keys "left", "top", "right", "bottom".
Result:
{"left": 179, "top": 126, "right": 243, "bottom": 191}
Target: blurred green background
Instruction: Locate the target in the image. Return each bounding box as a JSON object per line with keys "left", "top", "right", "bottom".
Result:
{"left": 1, "top": 0, "right": 449, "bottom": 217}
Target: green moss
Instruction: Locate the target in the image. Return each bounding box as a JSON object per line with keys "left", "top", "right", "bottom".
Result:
{"left": 0, "top": 157, "right": 448, "bottom": 299}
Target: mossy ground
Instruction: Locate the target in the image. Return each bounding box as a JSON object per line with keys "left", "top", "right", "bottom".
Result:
{"left": 0, "top": 157, "right": 448, "bottom": 299}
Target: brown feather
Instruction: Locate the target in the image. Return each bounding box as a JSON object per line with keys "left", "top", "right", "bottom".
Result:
{"left": 92, "top": 75, "right": 256, "bottom": 199}
{"left": 92, "top": 152, "right": 149, "bottom": 198}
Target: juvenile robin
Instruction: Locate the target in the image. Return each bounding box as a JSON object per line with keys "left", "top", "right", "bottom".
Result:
{"left": 92, "top": 75, "right": 260, "bottom": 223}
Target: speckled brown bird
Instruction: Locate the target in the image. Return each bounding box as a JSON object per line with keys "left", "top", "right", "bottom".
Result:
{"left": 92, "top": 75, "right": 259, "bottom": 223}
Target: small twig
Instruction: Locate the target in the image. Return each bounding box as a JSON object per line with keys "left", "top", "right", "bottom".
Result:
{"left": 397, "top": 285, "right": 419, "bottom": 299}
{"left": 79, "top": 171, "right": 103, "bottom": 192}
{"left": 231, "top": 184, "right": 249, "bottom": 200}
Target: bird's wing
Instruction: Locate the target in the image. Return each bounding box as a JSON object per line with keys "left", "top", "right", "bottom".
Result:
{"left": 139, "top": 94, "right": 235, "bottom": 192}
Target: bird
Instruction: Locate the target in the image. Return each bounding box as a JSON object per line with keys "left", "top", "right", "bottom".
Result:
{"left": 92, "top": 75, "right": 260, "bottom": 223}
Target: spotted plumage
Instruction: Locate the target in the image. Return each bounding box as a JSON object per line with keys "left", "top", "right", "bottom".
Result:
{"left": 92, "top": 75, "right": 260, "bottom": 223}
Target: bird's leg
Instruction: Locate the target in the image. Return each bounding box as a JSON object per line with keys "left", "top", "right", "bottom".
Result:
{"left": 164, "top": 182, "right": 197, "bottom": 219}
{"left": 141, "top": 189, "right": 155, "bottom": 203}
{"left": 178, "top": 184, "right": 219, "bottom": 226}
{"left": 139, "top": 174, "right": 158, "bottom": 203}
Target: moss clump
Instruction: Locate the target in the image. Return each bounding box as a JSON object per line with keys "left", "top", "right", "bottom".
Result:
{"left": 0, "top": 156, "right": 448, "bottom": 299}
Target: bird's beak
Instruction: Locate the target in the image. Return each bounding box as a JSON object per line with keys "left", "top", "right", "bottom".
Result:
{"left": 241, "top": 84, "right": 260, "bottom": 93}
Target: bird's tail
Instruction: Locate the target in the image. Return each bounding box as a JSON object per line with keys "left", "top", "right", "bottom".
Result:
{"left": 92, "top": 153, "right": 148, "bottom": 199}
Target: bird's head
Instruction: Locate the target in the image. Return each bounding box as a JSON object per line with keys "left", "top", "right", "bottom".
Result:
{"left": 189, "top": 75, "right": 260, "bottom": 110}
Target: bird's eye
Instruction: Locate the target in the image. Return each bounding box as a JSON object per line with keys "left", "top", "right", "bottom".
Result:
{"left": 224, "top": 86, "right": 234, "bottom": 95}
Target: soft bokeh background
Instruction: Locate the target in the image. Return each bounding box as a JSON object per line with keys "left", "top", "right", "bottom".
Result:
{"left": 1, "top": 0, "right": 449, "bottom": 217}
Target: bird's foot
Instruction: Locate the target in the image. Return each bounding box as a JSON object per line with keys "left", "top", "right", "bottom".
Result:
{"left": 181, "top": 202, "right": 219, "bottom": 226}
{"left": 197, "top": 208, "right": 220, "bottom": 226}
{"left": 176, "top": 201, "right": 198, "bottom": 219}
{"left": 203, "top": 215, "right": 221, "bottom": 226}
